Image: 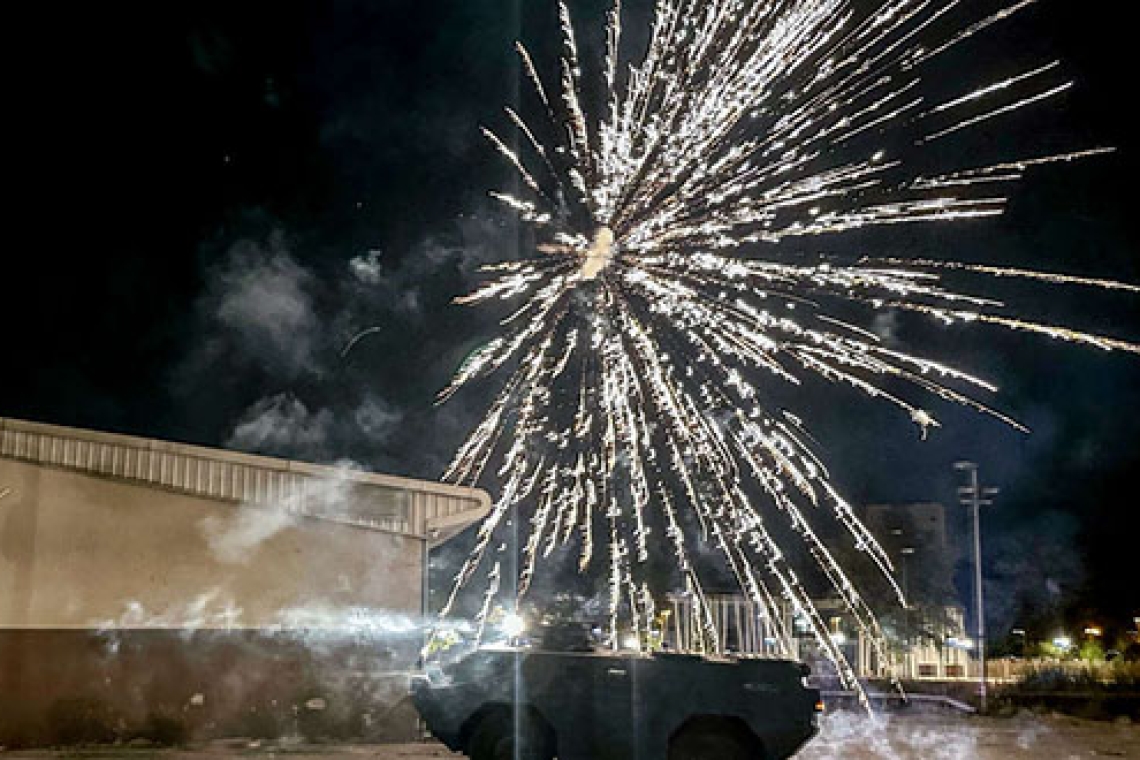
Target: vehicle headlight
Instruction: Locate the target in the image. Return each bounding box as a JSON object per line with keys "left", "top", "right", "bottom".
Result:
{"left": 502, "top": 613, "right": 526, "bottom": 638}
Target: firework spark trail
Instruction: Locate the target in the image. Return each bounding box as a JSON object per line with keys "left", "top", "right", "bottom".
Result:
{"left": 435, "top": 0, "right": 1137, "bottom": 705}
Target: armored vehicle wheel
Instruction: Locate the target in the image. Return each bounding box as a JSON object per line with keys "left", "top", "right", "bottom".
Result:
{"left": 466, "top": 708, "right": 554, "bottom": 760}
{"left": 668, "top": 717, "right": 766, "bottom": 760}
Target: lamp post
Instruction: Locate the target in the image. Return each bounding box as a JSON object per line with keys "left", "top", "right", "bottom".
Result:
{"left": 955, "top": 461, "right": 998, "bottom": 713}
{"left": 900, "top": 546, "right": 916, "bottom": 677}
{"left": 899, "top": 546, "right": 916, "bottom": 603}
{"left": 1011, "top": 627, "right": 1027, "bottom": 658}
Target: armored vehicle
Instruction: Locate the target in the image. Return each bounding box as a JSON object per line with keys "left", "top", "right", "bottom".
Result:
{"left": 412, "top": 642, "right": 822, "bottom": 760}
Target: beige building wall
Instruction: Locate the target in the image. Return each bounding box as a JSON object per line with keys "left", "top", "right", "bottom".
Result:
{"left": 0, "top": 457, "right": 422, "bottom": 628}
{"left": 0, "top": 416, "right": 491, "bottom": 628}
{"left": 0, "top": 418, "right": 491, "bottom": 746}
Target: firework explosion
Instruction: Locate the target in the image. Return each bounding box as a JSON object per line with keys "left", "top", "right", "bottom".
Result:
{"left": 436, "top": 0, "right": 1137, "bottom": 700}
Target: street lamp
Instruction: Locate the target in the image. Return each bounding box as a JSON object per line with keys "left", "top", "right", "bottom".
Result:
{"left": 502, "top": 613, "right": 527, "bottom": 639}
{"left": 1011, "top": 628, "right": 1027, "bottom": 657}
{"left": 955, "top": 461, "right": 999, "bottom": 713}
{"left": 900, "top": 546, "right": 916, "bottom": 677}
{"left": 899, "top": 547, "right": 916, "bottom": 603}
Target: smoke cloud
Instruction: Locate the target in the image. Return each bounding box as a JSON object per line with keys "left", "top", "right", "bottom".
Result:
{"left": 198, "top": 460, "right": 372, "bottom": 565}
{"left": 225, "top": 393, "right": 334, "bottom": 459}
{"left": 206, "top": 231, "right": 320, "bottom": 379}
{"left": 200, "top": 506, "right": 299, "bottom": 566}
{"left": 801, "top": 711, "right": 1058, "bottom": 760}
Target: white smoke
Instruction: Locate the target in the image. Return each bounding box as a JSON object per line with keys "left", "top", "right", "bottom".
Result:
{"left": 799, "top": 711, "right": 1079, "bottom": 760}
{"left": 211, "top": 233, "right": 320, "bottom": 378}
{"left": 351, "top": 395, "right": 402, "bottom": 441}
{"left": 349, "top": 249, "right": 384, "bottom": 285}
{"left": 342, "top": 212, "right": 505, "bottom": 324}
{"left": 200, "top": 505, "right": 298, "bottom": 566}
{"left": 94, "top": 590, "right": 244, "bottom": 631}
{"left": 802, "top": 712, "right": 978, "bottom": 759}
{"left": 272, "top": 604, "right": 423, "bottom": 634}
{"left": 94, "top": 596, "right": 438, "bottom": 638}
{"left": 199, "top": 460, "right": 362, "bottom": 565}
{"left": 225, "top": 393, "right": 334, "bottom": 458}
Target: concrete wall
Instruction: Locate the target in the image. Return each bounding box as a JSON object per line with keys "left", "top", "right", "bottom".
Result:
{"left": 0, "top": 628, "right": 428, "bottom": 747}
{"left": 0, "top": 457, "right": 436, "bottom": 747}
{"left": 0, "top": 457, "right": 423, "bottom": 627}
{"left": 0, "top": 415, "right": 498, "bottom": 747}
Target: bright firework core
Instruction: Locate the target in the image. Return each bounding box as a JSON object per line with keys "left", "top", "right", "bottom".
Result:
{"left": 579, "top": 226, "right": 616, "bottom": 281}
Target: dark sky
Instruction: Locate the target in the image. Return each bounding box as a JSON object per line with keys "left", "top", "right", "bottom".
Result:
{"left": 6, "top": 1, "right": 1138, "bottom": 631}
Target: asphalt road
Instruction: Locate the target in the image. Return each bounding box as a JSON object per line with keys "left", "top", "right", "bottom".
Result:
{"left": 3, "top": 714, "right": 1137, "bottom": 758}
{"left": 800, "top": 712, "right": 1139, "bottom": 759}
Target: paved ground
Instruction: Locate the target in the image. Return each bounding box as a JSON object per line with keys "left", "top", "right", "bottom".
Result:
{"left": 800, "top": 712, "right": 1139, "bottom": 759}
{"left": 3, "top": 713, "right": 1137, "bottom": 758}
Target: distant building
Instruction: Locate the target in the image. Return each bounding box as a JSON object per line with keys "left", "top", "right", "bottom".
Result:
{"left": 662, "top": 592, "right": 971, "bottom": 681}
{"left": 661, "top": 500, "right": 974, "bottom": 682}
{"left": 0, "top": 416, "right": 489, "bottom": 746}
{"left": 858, "top": 501, "right": 971, "bottom": 680}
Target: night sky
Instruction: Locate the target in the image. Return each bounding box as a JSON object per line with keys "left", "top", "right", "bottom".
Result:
{"left": 7, "top": 1, "right": 1138, "bottom": 633}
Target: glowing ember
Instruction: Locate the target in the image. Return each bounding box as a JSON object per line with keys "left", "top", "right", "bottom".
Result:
{"left": 580, "top": 227, "right": 616, "bottom": 281}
